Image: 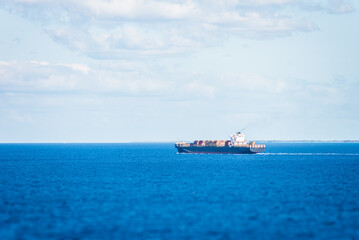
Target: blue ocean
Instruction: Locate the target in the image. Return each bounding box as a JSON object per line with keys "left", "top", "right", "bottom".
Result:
{"left": 1, "top": 143, "right": 358, "bottom": 239}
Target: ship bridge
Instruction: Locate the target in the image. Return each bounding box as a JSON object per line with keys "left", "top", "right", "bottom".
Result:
{"left": 230, "top": 132, "right": 246, "bottom": 146}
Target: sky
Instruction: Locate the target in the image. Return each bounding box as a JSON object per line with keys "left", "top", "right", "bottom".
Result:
{"left": 0, "top": 0, "right": 358, "bottom": 142}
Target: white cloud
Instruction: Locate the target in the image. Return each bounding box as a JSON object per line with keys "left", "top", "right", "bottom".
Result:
{"left": 1, "top": 59, "right": 358, "bottom": 141}
{"left": 0, "top": 61, "right": 87, "bottom": 91}
{"left": 230, "top": 0, "right": 297, "bottom": 7}
{"left": 2, "top": 0, "right": 340, "bottom": 59}
{"left": 328, "top": 0, "right": 354, "bottom": 14}
{"left": 0, "top": 60, "right": 212, "bottom": 98}
{"left": 0, "top": 60, "right": 292, "bottom": 105}
{"left": 2, "top": 60, "right": 355, "bottom": 105}
{"left": 79, "top": 0, "right": 198, "bottom": 19}
{"left": 58, "top": 64, "right": 91, "bottom": 74}
{"left": 6, "top": 0, "right": 198, "bottom": 20}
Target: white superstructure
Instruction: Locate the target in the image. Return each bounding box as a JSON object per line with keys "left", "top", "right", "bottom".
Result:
{"left": 230, "top": 132, "right": 246, "bottom": 146}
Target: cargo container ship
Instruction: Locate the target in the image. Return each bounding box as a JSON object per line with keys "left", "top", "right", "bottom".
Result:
{"left": 175, "top": 132, "right": 265, "bottom": 154}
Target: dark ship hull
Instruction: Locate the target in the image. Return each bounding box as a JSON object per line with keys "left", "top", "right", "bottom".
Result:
{"left": 175, "top": 132, "right": 265, "bottom": 154}
{"left": 175, "top": 145, "right": 265, "bottom": 154}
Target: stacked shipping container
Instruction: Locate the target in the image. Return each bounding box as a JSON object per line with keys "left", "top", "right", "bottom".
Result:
{"left": 191, "top": 140, "right": 232, "bottom": 147}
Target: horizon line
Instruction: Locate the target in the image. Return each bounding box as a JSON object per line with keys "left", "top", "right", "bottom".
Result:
{"left": 0, "top": 140, "right": 359, "bottom": 144}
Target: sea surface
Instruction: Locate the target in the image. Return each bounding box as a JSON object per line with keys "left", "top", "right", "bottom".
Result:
{"left": 0, "top": 143, "right": 359, "bottom": 240}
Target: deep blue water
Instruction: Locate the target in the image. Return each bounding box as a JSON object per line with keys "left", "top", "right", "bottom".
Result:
{"left": 0, "top": 143, "right": 359, "bottom": 239}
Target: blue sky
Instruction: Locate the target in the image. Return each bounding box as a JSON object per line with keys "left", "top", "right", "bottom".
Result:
{"left": 0, "top": 0, "right": 358, "bottom": 142}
